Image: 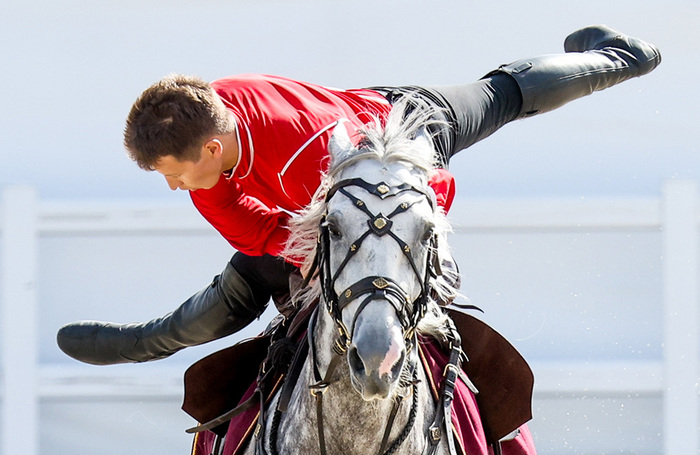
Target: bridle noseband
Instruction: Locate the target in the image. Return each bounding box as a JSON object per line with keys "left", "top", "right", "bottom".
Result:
{"left": 317, "top": 177, "right": 439, "bottom": 354}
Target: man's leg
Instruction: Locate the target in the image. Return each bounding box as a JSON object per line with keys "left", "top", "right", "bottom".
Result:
{"left": 502, "top": 25, "right": 660, "bottom": 117}
{"left": 57, "top": 253, "right": 296, "bottom": 365}
{"left": 426, "top": 25, "right": 661, "bottom": 163}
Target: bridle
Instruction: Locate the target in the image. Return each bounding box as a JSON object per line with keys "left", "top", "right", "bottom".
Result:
{"left": 286, "top": 176, "right": 446, "bottom": 455}
{"left": 316, "top": 177, "right": 440, "bottom": 355}
{"left": 188, "top": 175, "right": 462, "bottom": 455}
{"left": 188, "top": 176, "right": 463, "bottom": 455}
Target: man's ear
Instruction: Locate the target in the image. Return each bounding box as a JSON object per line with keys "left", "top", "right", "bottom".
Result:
{"left": 204, "top": 138, "right": 224, "bottom": 158}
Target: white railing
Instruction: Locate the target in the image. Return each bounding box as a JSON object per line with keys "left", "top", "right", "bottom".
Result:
{"left": 1, "top": 182, "right": 698, "bottom": 455}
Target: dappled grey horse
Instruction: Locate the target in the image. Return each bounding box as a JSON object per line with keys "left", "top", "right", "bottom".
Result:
{"left": 242, "top": 103, "right": 469, "bottom": 455}
{"left": 186, "top": 101, "right": 535, "bottom": 455}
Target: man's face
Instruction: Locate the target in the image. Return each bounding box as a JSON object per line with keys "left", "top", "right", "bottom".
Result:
{"left": 153, "top": 147, "right": 222, "bottom": 191}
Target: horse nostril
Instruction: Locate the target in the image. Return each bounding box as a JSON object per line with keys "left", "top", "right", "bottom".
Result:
{"left": 390, "top": 349, "right": 406, "bottom": 379}
{"left": 348, "top": 347, "right": 365, "bottom": 376}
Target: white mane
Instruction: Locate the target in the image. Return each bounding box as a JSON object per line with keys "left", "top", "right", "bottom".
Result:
{"left": 283, "top": 100, "right": 460, "bottom": 335}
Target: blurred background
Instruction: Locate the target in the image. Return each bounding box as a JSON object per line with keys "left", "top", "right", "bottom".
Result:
{"left": 1, "top": 0, "right": 698, "bottom": 454}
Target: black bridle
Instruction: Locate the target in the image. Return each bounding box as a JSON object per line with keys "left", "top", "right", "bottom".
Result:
{"left": 188, "top": 176, "right": 464, "bottom": 455}
{"left": 293, "top": 176, "right": 444, "bottom": 455}
{"left": 316, "top": 177, "right": 439, "bottom": 355}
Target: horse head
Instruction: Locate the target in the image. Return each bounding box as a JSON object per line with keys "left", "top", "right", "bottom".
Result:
{"left": 325, "top": 126, "right": 438, "bottom": 400}
{"left": 287, "top": 101, "right": 458, "bottom": 403}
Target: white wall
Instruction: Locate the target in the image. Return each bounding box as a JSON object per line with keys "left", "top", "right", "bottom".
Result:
{"left": 2, "top": 188, "right": 698, "bottom": 455}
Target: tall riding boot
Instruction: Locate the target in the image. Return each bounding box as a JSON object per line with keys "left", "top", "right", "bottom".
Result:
{"left": 489, "top": 25, "right": 661, "bottom": 118}
{"left": 57, "top": 259, "right": 269, "bottom": 365}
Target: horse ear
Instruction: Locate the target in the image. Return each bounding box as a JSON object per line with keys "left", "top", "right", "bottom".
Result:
{"left": 329, "top": 121, "right": 355, "bottom": 161}
{"left": 414, "top": 126, "right": 435, "bottom": 158}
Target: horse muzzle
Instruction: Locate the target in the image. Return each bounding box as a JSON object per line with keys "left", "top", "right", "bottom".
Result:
{"left": 346, "top": 302, "right": 407, "bottom": 400}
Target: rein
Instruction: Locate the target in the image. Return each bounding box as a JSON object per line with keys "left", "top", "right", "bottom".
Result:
{"left": 290, "top": 177, "right": 462, "bottom": 455}
{"left": 190, "top": 177, "right": 464, "bottom": 455}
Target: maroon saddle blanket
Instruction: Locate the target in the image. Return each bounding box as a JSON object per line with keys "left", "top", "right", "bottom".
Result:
{"left": 186, "top": 310, "right": 536, "bottom": 455}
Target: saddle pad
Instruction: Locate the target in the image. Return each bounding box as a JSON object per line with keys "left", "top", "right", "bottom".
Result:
{"left": 187, "top": 311, "right": 535, "bottom": 454}
{"left": 183, "top": 335, "right": 271, "bottom": 436}
{"left": 191, "top": 336, "right": 536, "bottom": 455}
{"left": 419, "top": 339, "right": 537, "bottom": 455}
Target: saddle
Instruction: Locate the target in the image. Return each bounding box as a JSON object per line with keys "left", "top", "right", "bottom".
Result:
{"left": 182, "top": 306, "right": 533, "bottom": 447}
{"left": 445, "top": 308, "right": 533, "bottom": 443}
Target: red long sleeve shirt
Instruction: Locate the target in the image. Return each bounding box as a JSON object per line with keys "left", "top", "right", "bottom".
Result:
{"left": 190, "top": 74, "right": 455, "bottom": 257}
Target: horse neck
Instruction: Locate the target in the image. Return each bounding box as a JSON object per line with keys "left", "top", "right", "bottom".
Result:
{"left": 276, "top": 307, "right": 438, "bottom": 455}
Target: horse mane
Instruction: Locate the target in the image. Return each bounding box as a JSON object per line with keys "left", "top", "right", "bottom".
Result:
{"left": 283, "top": 99, "right": 461, "bottom": 337}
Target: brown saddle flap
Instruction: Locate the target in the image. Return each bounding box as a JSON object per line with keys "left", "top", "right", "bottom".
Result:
{"left": 446, "top": 308, "right": 534, "bottom": 443}
{"left": 182, "top": 309, "right": 532, "bottom": 443}
{"left": 181, "top": 335, "right": 270, "bottom": 435}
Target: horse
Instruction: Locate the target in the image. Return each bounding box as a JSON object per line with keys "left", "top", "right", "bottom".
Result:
{"left": 184, "top": 101, "right": 536, "bottom": 455}
{"left": 255, "top": 103, "right": 461, "bottom": 455}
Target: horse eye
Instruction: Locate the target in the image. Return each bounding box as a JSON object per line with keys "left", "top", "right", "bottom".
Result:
{"left": 421, "top": 226, "right": 435, "bottom": 242}
{"left": 327, "top": 222, "right": 342, "bottom": 239}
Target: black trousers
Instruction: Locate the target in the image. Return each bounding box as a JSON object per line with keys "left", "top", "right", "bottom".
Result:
{"left": 237, "top": 75, "right": 522, "bottom": 308}
{"left": 370, "top": 72, "right": 522, "bottom": 168}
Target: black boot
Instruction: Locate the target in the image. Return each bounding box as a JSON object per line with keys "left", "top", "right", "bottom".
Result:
{"left": 57, "top": 255, "right": 280, "bottom": 365}
{"left": 489, "top": 25, "right": 661, "bottom": 117}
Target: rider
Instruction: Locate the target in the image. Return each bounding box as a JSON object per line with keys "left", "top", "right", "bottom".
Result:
{"left": 57, "top": 25, "right": 661, "bottom": 366}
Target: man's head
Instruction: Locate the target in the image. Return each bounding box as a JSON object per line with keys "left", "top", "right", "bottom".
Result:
{"left": 124, "top": 74, "right": 236, "bottom": 190}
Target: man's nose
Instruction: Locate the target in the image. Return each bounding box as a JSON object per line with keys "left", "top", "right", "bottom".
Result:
{"left": 164, "top": 176, "right": 181, "bottom": 190}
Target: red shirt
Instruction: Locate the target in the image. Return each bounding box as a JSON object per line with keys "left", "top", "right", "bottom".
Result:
{"left": 190, "top": 74, "right": 455, "bottom": 257}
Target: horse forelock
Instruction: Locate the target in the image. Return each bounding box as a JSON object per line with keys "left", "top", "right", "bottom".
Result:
{"left": 283, "top": 100, "right": 459, "bottom": 335}
{"left": 337, "top": 100, "right": 441, "bottom": 178}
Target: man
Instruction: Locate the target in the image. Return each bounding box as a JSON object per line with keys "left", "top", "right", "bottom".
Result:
{"left": 57, "top": 25, "right": 660, "bottom": 365}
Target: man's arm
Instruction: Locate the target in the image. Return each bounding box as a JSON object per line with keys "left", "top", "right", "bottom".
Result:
{"left": 190, "top": 179, "right": 292, "bottom": 257}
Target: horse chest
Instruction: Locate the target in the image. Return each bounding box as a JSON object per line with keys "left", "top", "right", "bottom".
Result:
{"left": 250, "top": 365, "right": 445, "bottom": 455}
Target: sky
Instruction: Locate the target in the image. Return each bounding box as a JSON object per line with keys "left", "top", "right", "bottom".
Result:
{"left": 1, "top": 0, "right": 697, "bottom": 203}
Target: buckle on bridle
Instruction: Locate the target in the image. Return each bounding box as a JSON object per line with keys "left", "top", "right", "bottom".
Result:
{"left": 333, "top": 336, "right": 349, "bottom": 355}
{"left": 309, "top": 383, "right": 330, "bottom": 397}
{"left": 443, "top": 363, "right": 460, "bottom": 377}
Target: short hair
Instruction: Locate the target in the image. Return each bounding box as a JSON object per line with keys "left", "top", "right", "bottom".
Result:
{"left": 123, "top": 74, "right": 235, "bottom": 171}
